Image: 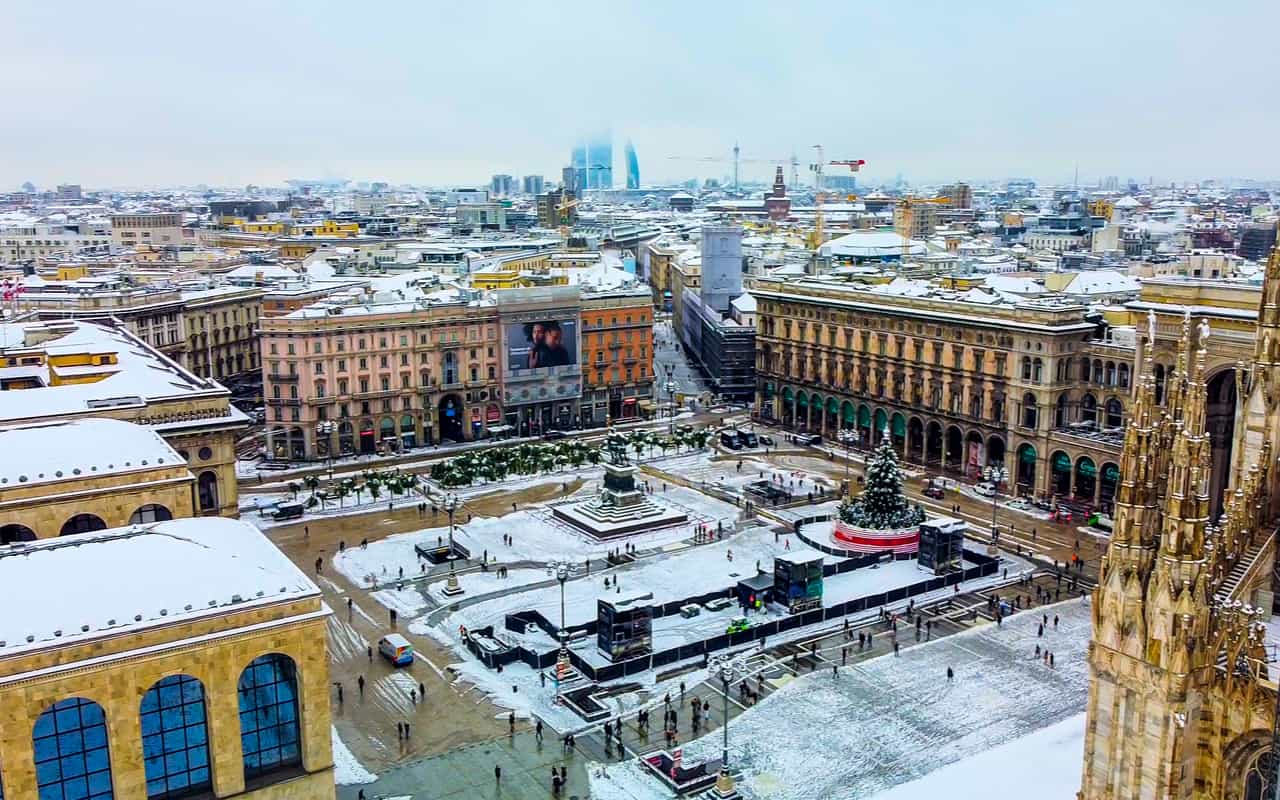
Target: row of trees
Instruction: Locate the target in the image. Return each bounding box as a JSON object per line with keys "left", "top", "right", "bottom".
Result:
{"left": 289, "top": 469, "right": 420, "bottom": 509}
{"left": 428, "top": 427, "right": 713, "bottom": 488}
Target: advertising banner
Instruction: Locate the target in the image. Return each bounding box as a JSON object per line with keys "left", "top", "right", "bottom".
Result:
{"left": 506, "top": 318, "right": 578, "bottom": 373}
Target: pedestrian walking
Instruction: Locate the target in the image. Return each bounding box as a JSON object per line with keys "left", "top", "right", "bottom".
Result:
{"left": 336, "top": 683, "right": 343, "bottom": 704}
{"left": 946, "top": 666, "right": 954, "bottom": 681}
{"left": 495, "top": 765, "right": 502, "bottom": 783}
{"left": 893, "top": 641, "right": 900, "bottom": 656}
{"left": 536, "top": 719, "right": 543, "bottom": 742}
{"left": 404, "top": 721, "right": 410, "bottom": 739}
{"left": 397, "top": 722, "right": 403, "bottom": 740}
{"left": 357, "top": 675, "right": 365, "bottom": 697}
{"left": 419, "top": 681, "right": 425, "bottom": 699}
{"left": 346, "top": 597, "right": 353, "bottom": 615}
{"left": 1053, "top": 614, "right": 1059, "bottom": 629}
{"left": 367, "top": 645, "right": 373, "bottom": 662}
{"left": 304, "top": 525, "right": 309, "bottom": 540}
{"left": 410, "top": 688, "right": 416, "bottom": 704}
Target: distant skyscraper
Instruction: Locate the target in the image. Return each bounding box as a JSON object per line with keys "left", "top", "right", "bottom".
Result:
{"left": 490, "top": 174, "right": 513, "bottom": 197}
{"left": 521, "top": 175, "right": 544, "bottom": 195}
{"left": 624, "top": 140, "right": 640, "bottom": 190}
{"left": 571, "top": 132, "right": 613, "bottom": 190}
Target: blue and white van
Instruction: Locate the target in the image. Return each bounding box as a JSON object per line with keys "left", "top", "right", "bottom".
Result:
{"left": 377, "top": 634, "right": 414, "bottom": 667}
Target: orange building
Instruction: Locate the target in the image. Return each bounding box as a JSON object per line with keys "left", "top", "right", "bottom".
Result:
{"left": 580, "top": 284, "right": 654, "bottom": 425}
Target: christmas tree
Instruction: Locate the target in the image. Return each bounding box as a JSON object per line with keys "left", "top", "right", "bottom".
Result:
{"left": 838, "top": 441, "right": 925, "bottom": 529}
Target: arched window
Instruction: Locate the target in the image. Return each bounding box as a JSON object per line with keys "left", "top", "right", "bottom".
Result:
{"left": 129, "top": 505, "right": 173, "bottom": 525}
{"left": 1105, "top": 361, "right": 1116, "bottom": 386}
{"left": 1118, "top": 363, "right": 1130, "bottom": 388}
{"left": 140, "top": 675, "right": 211, "bottom": 799}
{"left": 1245, "top": 750, "right": 1275, "bottom": 800}
{"left": 61, "top": 514, "right": 107, "bottom": 536}
{"left": 197, "top": 472, "right": 219, "bottom": 512}
{"left": 1092, "top": 359, "right": 1104, "bottom": 383}
{"left": 1021, "top": 356, "right": 1032, "bottom": 381}
{"left": 1080, "top": 394, "right": 1097, "bottom": 427}
{"left": 1105, "top": 398, "right": 1124, "bottom": 428}
{"left": 238, "top": 654, "right": 301, "bottom": 779}
{"left": 33, "top": 698, "right": 114, "bottom": 800}
{"left": 0, "top": 523, "right": 36, "bottom": 543}
{"left": 1055, "top": 395, "right": 1069, "bottom": 428}
{"left": 1154, "top": 364, "right": 1166, "bottom": 405}
{"left": 1021, "top": 392, "right": 1038, "bottom": 429}
{"left": 1032, "top": 358, "right": 1043, "bottom": 383}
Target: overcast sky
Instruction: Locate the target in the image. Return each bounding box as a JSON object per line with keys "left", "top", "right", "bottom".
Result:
{"left": 3, "top": 1, "right": 1278, "bottom": 190}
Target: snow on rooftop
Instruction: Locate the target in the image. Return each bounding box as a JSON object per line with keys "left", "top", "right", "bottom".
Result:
{"left": 0, "top": 518, "right": 319, "bottom": 658}
{"left": 0, "top": 418, "right": 182, "bottom": 488}
{"left": 1063, "top": 270, "right": 1140, "bottom": 295}
{"left": 822, "top": 231, "right": 925, "bottom": 259}
{"left": 0, "top": 321, "right": 221, "bottom": 422}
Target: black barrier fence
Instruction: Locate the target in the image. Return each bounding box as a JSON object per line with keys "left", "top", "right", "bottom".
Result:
{"left": 480, "top": 549, "right": 999, "bottom": 684}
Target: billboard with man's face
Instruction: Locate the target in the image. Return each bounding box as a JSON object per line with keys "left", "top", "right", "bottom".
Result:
{"left": 506, "top": 318, "right": 578, "bottom": 373}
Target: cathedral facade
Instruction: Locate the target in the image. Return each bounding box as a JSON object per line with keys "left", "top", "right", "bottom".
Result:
{"left": 1079, "top": 243, "right": 1280, "bottom": 800}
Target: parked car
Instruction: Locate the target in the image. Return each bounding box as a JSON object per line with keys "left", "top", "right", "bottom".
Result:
{"left": 758, "top": 434, "right": 775, "bottom": 447}
{"left": 923, "top": 485, "right": 945, "bottom": 500}
{"left": 974, "top": 482, "right": 997, "bottom": 498}
{"left": 726, "top": 616, "right": 751, "bottom": 634}
{"left": 796, "top": 433, "right": 822, "bottom": 446}
{"left": 378, "top": 634, "right": 414, "bottom": 667}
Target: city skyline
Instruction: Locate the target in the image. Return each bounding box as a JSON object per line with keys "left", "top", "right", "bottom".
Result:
{"left": 2, "top": 2, "right": 1279, "bottom": 188}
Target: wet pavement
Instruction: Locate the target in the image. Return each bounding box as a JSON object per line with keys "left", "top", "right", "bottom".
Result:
{"left": 338, "top": 731, "right": 591, "bottom": 800}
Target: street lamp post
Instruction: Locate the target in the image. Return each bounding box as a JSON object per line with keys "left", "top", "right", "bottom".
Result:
{"left": 984, "top": 464, "right": 1008, "bottom": 556}
{"left": 550, "top": 561, "right": 572, "bottom": 703}
{"left": 441, "top": 492, "right": 464, "bottom": 596}
{"left": 709, "top": 654, "right": 745, "bottom": 799}
{"left": 315, "top": 420, "right": 335, "bottom": 480}
{"left": 838, "top": 427, "right": 856, "bottom": 497}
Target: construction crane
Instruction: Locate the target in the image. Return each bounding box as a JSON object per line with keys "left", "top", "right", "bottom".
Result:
{"left": 808, "top": 148, "right": 866, "bottom": 249}
{"left": 895, "top": 196, "right": 950, "bottom": 262}
{"left": 555, "top": 197, "right": 579, "bottom": 240}
{"left": 668, "top": 145, "right": 800, "bottom": 193}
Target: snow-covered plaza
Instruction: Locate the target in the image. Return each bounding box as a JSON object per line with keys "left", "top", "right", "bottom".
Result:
{"left": 590, "top": 597, "right": 1091, "bottom": 800}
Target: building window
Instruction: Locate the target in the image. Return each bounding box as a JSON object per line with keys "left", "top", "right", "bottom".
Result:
{"left": 237, "top": 654, "right": 302, "bottom": 780}
{"left": 33, "top": 697, "right": 114, "bottom": 800}
{"left": 140, "top": 675, "right": 211, "bottom": 799}
{"left": 1022, "top": 393, "right": 1039, "bottom": 429}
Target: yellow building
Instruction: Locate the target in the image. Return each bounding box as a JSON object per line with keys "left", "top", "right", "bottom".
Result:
{"left": 0, "top": 320, "right": 247, "bottom": 518}
{"left": 296, "top": 221, "right": 359, "bottom": 238}
{"left": 0, "top": 518, "right": 334, "bottom": 800}
{"left": 0, "top": 419, "right": 195, "bottom": 541}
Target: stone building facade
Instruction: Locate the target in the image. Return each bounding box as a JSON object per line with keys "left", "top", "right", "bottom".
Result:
{"left": 0, "top": 519, "right": 333, "bottom": 800}
{"left": 753, "top": 277, "right": 1129, "bottom": 510}
{"left": 1079, "top": 244, "right": 1280, "bottom": 800}
{"left": 580, "top": 286, "right": 654, "bottom": 426}
{"left": 0, "top": 320, "right": 245, "bottom": 520}
{"left": 259, "top": 294, "right": 503, "bottom": 458}
{"left": 0, "top": 419, "right": 195, "bottom": 541}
